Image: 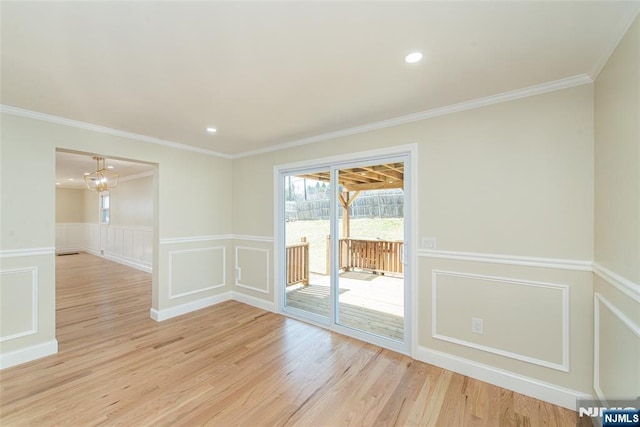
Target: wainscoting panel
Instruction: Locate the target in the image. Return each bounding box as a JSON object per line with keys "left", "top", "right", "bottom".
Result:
{"left": 55, "top": 223, "right": 85, "bottom": 253}
{"left": 105, "top": 226, "right": 153, "bottom": 269}
{"left": 235, "top": 246, "right": 270, "bottom": 294}
{"left": 85, "top": 224, "right": 100, "bottom": 254}
{"left": 0, "top": 267, "right": 38, "bottom": 342}
{"left": 432, "top": 270, "right": 569, "bottom": 371}
{"left": 55, "top": 223, "right": 152, "bottom": 272}
{"left": 169, "top": 246, "right": 226, "bottom": 299}
{"left": 594, "top": 293, "right": 640, "bottom": 401}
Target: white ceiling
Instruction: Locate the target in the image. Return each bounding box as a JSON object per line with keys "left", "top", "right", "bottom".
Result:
{"left": 56, "top": 151, "right": 153, "bottom": 189}
{"left": 2, "top": 2, "right": 639, "bottom": 158}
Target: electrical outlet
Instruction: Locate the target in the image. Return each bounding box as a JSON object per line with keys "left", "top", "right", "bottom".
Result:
{"left": 472, "top": 318, "right": 483, "bottom": 334}
{"left": 421, "top": 237, "right": 436, "bottom": 250}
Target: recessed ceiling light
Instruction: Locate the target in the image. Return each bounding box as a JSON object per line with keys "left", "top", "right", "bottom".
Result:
{"left": 56, "top": 182, "right": 61, "bottom": 185}
{"left": 68, "top": 178, "right": 74, "bottom": 181}
{"left": 84, "top": 172, "right": 90, "bottom": 176}
{"left": 405, "top": 52, "right": 423, "bottom": 63}
{"left": 107, "top": 166, "right": 114, "bottom": 169}
{"left": 206, "top": 127, "right": 217, "bottom": 133}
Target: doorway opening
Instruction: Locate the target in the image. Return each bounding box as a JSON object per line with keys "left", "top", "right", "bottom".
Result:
{"left": 55, "top": 149, "right": 157, "bottom": 350}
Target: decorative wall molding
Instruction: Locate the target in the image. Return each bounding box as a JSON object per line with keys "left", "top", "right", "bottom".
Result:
{"left": 55, "top": 223, "right": 85, "bottom": 254}
{"left": 432, "top": 270, "right": 570, "bottom": 372}
{"left": 0, "top": 104, "right": 232, "bottom": 159}
{"left": 168, "top": 246, "right": 226, "bottom": 299}
{"left": 235, "top": 246, "right": 270, "bottom": 294}
{"left": 56, "top": 223, "right": 152, "bottom": 272}
{"left": 233, "top": 235, "right": 274, "bottom": 243}
{"left": 236, "top": 74, "right": 592, "bottom": 159}
{"left": 160, "top": 234, "right": 233, "bottom": 245}
{"left": 416, "top": 346, "right": 591, "bottom": 411}
{"left": 109, "top": 225, "right": 153, "bottom": 231}
{"left": 0, "top": 267, "right": 38, "bottom": 342}
{"left": 593, "top": 262, "right": 640, "bottom": 303}
{"left": 160, "top": 234, "right": 274, "bottom": 245}
{"left": 0, "top": 339, "right": 58, "bottom": 370}
{"left": 593, "top": 293, "right": 640, "bottom": 404}
{"left": 418, "top": 249, "right": 592, "bottom": 271}
{"left": 0, "top": 247, "right": 55, "bottom": 258}
{"left": 104, "top": 225, "right": 153, "bottom": 271}
{"left": 150, "top": 291, "right": 232, "bottom": 321}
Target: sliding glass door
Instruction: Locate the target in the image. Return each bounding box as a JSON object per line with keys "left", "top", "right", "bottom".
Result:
{"left": 279, "top": 153, "right": 410, "bottom": 353}
{"left": 282, "top": 169, "right": 331, "bottom": 323}
{"left": 335, "top": 163, "right": 405, "bottom": 342}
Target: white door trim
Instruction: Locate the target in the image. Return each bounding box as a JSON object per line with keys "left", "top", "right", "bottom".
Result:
{"left": 273, "top": 144, "right": 417, "bottom": 356}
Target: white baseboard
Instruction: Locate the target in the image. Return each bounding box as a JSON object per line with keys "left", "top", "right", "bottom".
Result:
{"left": 83, "top": 247, "right": 100, "bottom": 256}
{"left": 79, "top": 248, "right": 152, "bottom": 273}
{"left": 150, "top": 291, "right": 233, "bottom": 321}
{"left": 56, "top": 246, "right": 83, "bottom": 255}
{"left": 0, "top": 339, "right": 58, "bottom": 370}
{"left": 232, "top": 291, "right": 276, "bottom": 312}
{"left": 416, "top": 346, "right": 591, "bottom": 410}
{"left": 103, "top": 252, "right": 152, "bottom": 274}
{"left": 149, "top": 290, "right": 276, "bottom": 322}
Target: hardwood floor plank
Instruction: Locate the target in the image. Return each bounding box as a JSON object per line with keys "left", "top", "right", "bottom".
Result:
{"left": 0, "top": 253, "right": 584, "bottom": 426}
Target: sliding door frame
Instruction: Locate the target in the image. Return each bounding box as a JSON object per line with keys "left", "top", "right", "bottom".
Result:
{"left": 274, "top": 144, "right": 417, "bottom": 356}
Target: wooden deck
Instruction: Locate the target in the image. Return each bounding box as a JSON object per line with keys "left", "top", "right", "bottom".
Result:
{"left": 286, "top": 272, "right": 404, "bottom": 340}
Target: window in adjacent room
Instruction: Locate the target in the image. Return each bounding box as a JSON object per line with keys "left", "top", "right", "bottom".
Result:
{"left": 100, "top": 192, "right": 110, "bottom": 224}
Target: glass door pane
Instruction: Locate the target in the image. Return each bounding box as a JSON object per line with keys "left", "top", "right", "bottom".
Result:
{"left": 335, "top": 162, "right": 405, "bottom": 341}
{"left": 283, "top": 171, "right": 331, "bottom": 321}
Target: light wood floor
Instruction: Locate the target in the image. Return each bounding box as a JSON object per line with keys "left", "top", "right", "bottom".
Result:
{"left": 0, "top": 253, "right": 587, "bottom": 426}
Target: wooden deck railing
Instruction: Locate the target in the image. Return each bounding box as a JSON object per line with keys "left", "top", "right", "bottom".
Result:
{"left": 338, "top": 238, "right": 404, "bottom": 275}
{"left": 286, "top": 237, "right": 309, "bottom": 286}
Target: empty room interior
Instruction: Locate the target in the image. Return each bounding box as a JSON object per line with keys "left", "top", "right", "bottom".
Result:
{"left": 1, "top": 2, "right": 639, "bottom": 426}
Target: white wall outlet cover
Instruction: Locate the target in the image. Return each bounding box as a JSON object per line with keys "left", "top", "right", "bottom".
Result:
{"left": 421, "top": 237, "right": 436, "bottom": 250}
{"left": 472, "top": 317, "right": 484, "bottom": 334}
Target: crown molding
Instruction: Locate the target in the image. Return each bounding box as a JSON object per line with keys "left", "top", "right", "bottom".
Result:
{"left": 0, "top": 105, "right": 233, "bottom": 159}
{"left": 1, "top": 74, "right": 592, "bottom": 160}
{"left": 232, "top": 74, "right": 593, "bottom": 159}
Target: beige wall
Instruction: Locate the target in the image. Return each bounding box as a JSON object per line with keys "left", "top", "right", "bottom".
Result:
{"left": 55, "top": 188, "right": 84, "bottom": 223}
{"left": 83, "top": 189, "right": 98, "bottom": 223}
{"left": 0, "top": 113, "right": 233, "bottom": 362}
{"left": 110, "top": 175, "right": 153, "bottom": 227}
{"left": 234, "top": 85, "right": 594, "bottom": 260}
{"left": 595, "top": 15, "right": 640, "bottom": 284}
{"left": 232, "top": 84, "right": 595, "bottom": 396}
{"left": 593, "top": 15, "right": 640, "bottom": 402}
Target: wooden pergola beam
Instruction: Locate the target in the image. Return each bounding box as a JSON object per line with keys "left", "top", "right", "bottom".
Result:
{"left": 343, "top": 181, "right": 404, "bottom": 191}
{"left": 296, "top": 163, "right": 404, "bottom": 194}
{"left": 361, "top": 166, "right": 403, "bottom": 181}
